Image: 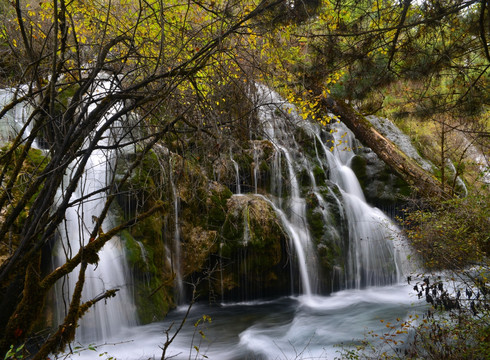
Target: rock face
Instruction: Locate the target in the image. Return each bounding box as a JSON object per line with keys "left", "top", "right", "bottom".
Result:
{"left": 113, "top": 143, "right": 297, "bottom": 315}
{"left": 350, "top": 149, "right": 412, "bottom": 208}
{"left": 0, "top": 92, "right": 414, "bottom": 327}
{"left": 219, "top": 194, "right": 289, "bottom": 300}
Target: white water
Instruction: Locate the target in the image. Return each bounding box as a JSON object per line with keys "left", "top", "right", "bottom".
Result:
{"left": 1, "top": 81, "right": 137, "bottom": 342}
{"left": 230, "top": 150, "right": 241, "bottom": 194}
{"left": 54, "top": 74, "right": 137, "bottom": 343}
{"left": 48, "top": 82, "right": 414, "bottom": 357}
{"left": 61, "top": 283, "right": 422, "bottom": 360}
{"left": 0, "top": 87, "right": 39, "bottom": 148}
{"left": 253, "top": 143, "right": 260, "bottom": 194}
{"left": 256, "top": 85, "right": 319, "bottom": 296}
{"left": 170, "top": 169, "right": 185, "bottom": 304}
{"left": 318, "top": 121, "right": 407, "bottom": 288}
{"left": 255, "top": 85, "right": 406, "bottom": 294}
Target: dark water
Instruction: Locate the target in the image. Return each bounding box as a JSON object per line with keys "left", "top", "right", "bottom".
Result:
{"left": 61, "top": 284, "right": 423, "bottom": 360}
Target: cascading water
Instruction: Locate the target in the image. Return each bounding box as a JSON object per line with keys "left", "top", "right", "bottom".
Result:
{"left": 54, "top": 74, "right": 137, "bottom": 343}
{"left": 230, "top": 150, "right": 241, "bottom": 194}
{"left": 316, "top": 120, "right": 406, "bottom": 288}
{"left": 0, "top": 87, "right": 39, "bottom": 148}
{"left": 54, "top": 83, "right": 419, "bottom": 360}
{"left": 169, "top": 168, "right": 185, "bottom": 304}
{"left": 254, "top": 85, "right": 320, "bottom": 296}
{"left": 255, "top": 84, "right": 405, "bottom": 293}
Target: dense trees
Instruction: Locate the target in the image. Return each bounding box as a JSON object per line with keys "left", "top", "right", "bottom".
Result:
{"left": 0, "top": 0, "right": 489, "bottom": 358}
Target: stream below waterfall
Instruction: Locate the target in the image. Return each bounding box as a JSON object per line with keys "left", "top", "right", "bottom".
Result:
{"left": 60, "top": 284, "right": 423, "bottom": 360}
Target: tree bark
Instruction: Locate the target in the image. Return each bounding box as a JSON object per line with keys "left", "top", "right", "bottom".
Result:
{"left": 324, "top": 96, "right": 452, "bottom": 201}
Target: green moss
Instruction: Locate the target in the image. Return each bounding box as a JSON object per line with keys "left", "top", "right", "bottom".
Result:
{"left": 305, "top": 188, "right": 345, "bottom": 276}
{"left": 115, "top": 149, "right": 164, "bottom": 217}
{"left": 394, "top": 175, "right": 412, "bottom": 198}
{"left": 221, "top": 211, "right": 245, "bottom": 257}
{"left": 318, "top": 242, "right": 342, "bottom": 271}
{"left": 218, "top": 195, "right": 287, "bottom": 295}
{"left": 120, "top": 230, "right": 144, "bottom": 269}
{"left": 298, "top": 168, "right": 311, "bottom": 188}
{"left": 233, "top": 152, "right": 254, "bottom": 170}
{"left": 120, "top": 220, "right": 174, "bottom": 323}
{"left": 0, "top": 145, "right": 48, "bottom": 258}
{"left": 259, "top": 160, "right": 270, "bottom": 173}
{"left": 350, "top": 155, "right": 367, "bottom": 190}
{"left": 294, "top": 127, "right": 317, "bottom": 158}
{"left": 312, "top": 165, "right": 326, "bottom": 186}
{"left": 207, "top": 184, "right": 233, "bottom": 228}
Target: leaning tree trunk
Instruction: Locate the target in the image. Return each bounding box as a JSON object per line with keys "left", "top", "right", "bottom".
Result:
{"left": 324, "top": 96, "right": 452, "bottom": 201}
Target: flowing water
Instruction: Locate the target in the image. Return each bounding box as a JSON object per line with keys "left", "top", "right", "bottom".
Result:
{"left": 61, "top": 284, "right": 421, "bottom": 360}
{"left": 255, "top": 84, "right": 407, "bottom": 292}
{"left": 53, "top": 74, "right": 137, "bottom": 343}
{"left": 0, "top": 87, "right": 39, "bottom": 148}
{"left": 1, "top": 80, "right": 420, "bottom": 358}
{"left": 56, "top": 85, "right": 420, "bottom": 359}
{"left": 170, "top": 169, "right": 185, "bottom": 304}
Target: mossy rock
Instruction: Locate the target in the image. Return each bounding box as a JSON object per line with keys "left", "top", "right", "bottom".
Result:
{"left": 350, "top": 155, "right": 368, "bottom": 190}
{"left": 245, "top": 140, "right": 275, "bottom": 193}
{"left": 352, "top": 150, "right": 412, "bottom": 207}
{"left": 0, "top": 145, "right": 48, "bottom": 262}
{"left": 312, "top": 165, "right": 327, "bottom": 187}
{"left": 181, "top": 225, "right": 217, "bottom": 275}
{"left": 305, "top": 189, "right": 344, "bottom": 280}
{"left": 294, "top": 126, "right": 317, "bottom": 159}
{"left": 218, "top": 195, "right": 289, "bottom": 299}
{"left": 233, "top": 151, "right": 254, "bottom": 171}
{"left": 120, "top": 227, "right": 174, "bottom": 323}
{"left": 115, "top": 149, "right": 165, "bottom": 217}
{"left": 206, "top": 182, "right": 233, "bottom": 228}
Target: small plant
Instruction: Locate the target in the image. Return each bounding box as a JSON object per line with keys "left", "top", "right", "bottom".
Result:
{"left": 189, "top": 315, "right": 212, "bottom": 359}
{"left": 4, "top": 344, "right": 25, "bottom": 360}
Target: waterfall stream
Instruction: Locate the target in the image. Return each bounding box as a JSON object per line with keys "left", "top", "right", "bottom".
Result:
{"left": 255, "top": 85, "right": 405, "bottom": 293}
{"left": 54, "top": 75, "right": 137, "bottom": 343}
{"left": 170, "top": 169, "right": 185, "bottom": 304}
{"left": 2, "top": 80, "right": 419, "bottom": 359}
{"left": 0, "top": 87, "right": 39, "bottom": 148}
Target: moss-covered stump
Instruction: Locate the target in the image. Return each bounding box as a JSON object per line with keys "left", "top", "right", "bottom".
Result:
{"left": 218, "top": 194, "right": 289, "bottom": 300}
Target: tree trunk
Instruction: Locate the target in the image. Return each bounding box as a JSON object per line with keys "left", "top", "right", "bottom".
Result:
{"left": 324, "top": 96, "right": 452, "bottom": 201}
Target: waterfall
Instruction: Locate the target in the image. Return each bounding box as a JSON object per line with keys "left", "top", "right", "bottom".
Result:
{"left": 253, "top": 143, "right": 260, "bottom": 194}
{"left": 54, "top": 74, "right": 137, "bottom": 343}
{"left": 255, "top": 84, "right": 405, "bottom": 294}
{"left": 169, "top": 168, "right": 185, "bottom": 304}
{"left": 230, "top": 150, "right": 241, "bottom": 194}
{"left": 256, "top": 85, "right": 319, "bottom": 296}
{"left": 0, "top": 87, "right": 39, "bottom": 148}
